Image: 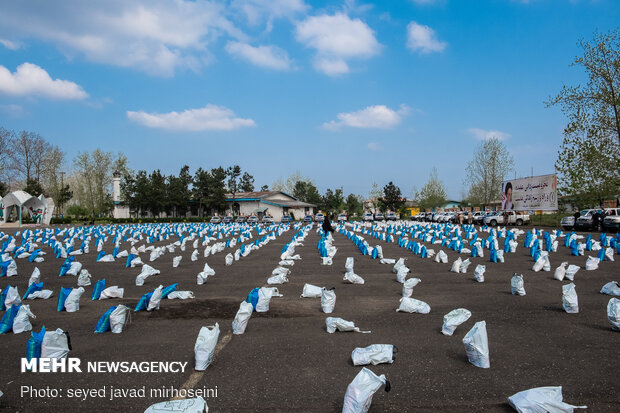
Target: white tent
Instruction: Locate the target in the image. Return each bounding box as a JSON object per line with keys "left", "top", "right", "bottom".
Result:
{"left": 1, "top": 190, "right": 47, "bottom": 225}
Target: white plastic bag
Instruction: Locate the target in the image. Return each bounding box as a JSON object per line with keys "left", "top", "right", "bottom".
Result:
{"left": 345, "top": 257, "right": 355, "bottom": 272}
{"left": 585, "top": 256, "right": 599, "bottom": 271}
{"left": 144, "top": 397, "right": 209, "bottom": 413}
{"left": 301, "top": 284, "right": 323, "bottom": 298}
{"left": 565, "top": 265, "right": 580, "bottom": 281}
{"left": 321, "top": 256, "right": 333, "bottom": 265}
{"left": 396, "top": 297, "right": 430, "bottom": 314}
{"left": 27, "top": 290, "right": 53, "bottom": 300}
{"left": 4, "top": 286, "right": 21, "bottom": 309}
{"left": 136, "top": 264, "right": 160, "bottom": 286}
{"left": 474, "top": 264, "right": 485, "bottom": 283}
{"left": 28, "top": 268, "right": 41, "bottom": 285}
{"left": 460, "top": 258, "right": 472, "bottom": 273}
{"left": 342, "top": 367, "right": 389, "bottom": 413}
{"left": 109, "top": 305, "right": 130, "bottom": 333}
{"left": 395, "top": 268, "right": 408, "bottom": 283}
{"left": 13, "top": 304, "right": 35, "bottom": 334}
{"left": 608, "top": 298, "right": 620, "bottom": 330}
{"left": 197, "top": 263, "right": 215, "bottom": 285}
{"left": 194, "top": 323, "right": 220, "bottom": 371}
{"left": 604, "top": 247, "right": 614, "bottom": 261}
{"left": 392, "top": 258, "right": 408, "bottom": 274}
{"left": 64, "top": 287, "right": 85, "bottom": 313}
{"left": 168, "top": 291, "right": 195, "bottom": 299}
{"left": 256, "top": 287, "right": 274, "bottom": 312}
{"left": 66, "top": 261, "right": 83, "bottom": 276}
{"left": 351, "top": 344, "right": 394, "bottom": 366}
{"left": 435, "top": 250, "right": 448, "bottom": 263}
{"left": 450, "top": 257, "right": 462, "bottom": 273}
{"left": 77, "top": 269, "right": 92, "bottom": 286}
{"left": 532, "top": 254, "right": 549, "bottom": 272}
{"left": 41, "top": 328, "right": 70, "bottom": 359}
{"left": 554, "top": 262, "right": 568, "bottom": 281}
{"left": 267, "top": 274, "right": 288, "bottom": 284}
{"left": 147, "top": 285, "right": 163, "bottom": 311}
{"left": 511, "top": 274, "right": 526, "bottom": 296}
{"left": 321, "top": 288, "right": 336, "bottom": 313}
{"left": 441, "top": 308, "right": 472, "bottom": 336}
{"left": 173, "top": 256, "right": 182, "bottom": 268}
{"left": 462, "top": 320, "right": 490, "bottom": 368}
{"left": 600, "top": 281, "right": 620, "bottom": 297}
{"left": 232, "top": 301, "right": 253, "bottom": 335}
{"left": 325, "top": 317, "right": 371, "bottom": 334}
{"left": 508, "top": 386, "right": 587, "bottom": 413}
{"left": 402, "top": 278, "right": 421, "bottom": 298}
{"left": 380, "top": 258, "right": 396, "bottom": 265}
{"left": 99, "top": 286, "right": 124, "bottom": 299}
{"left": 191, "top": 249, "right": 199, "bottom": 262}
{"left": 344, "top": 271, "right": 365, "bottom": 284}
{"left": 225, "top": 253, "right": 233, "bottom": 266}
{"left": 562, "top": 283, "right": 579, "bottom": 314}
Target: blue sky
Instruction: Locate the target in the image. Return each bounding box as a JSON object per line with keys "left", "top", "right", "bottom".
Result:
{"left": 0, "top": 0, "right": 618, "bottom": 199}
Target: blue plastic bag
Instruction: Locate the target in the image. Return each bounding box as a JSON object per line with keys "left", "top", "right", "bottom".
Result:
{"left": 246, "top": 288, "right": 259, "bottom": 311}
{"left": 59, "top": 257, "right": 74, "bottom": 276}
{"left": 161, "top": 283, "right": 178, "bottom": 299}
{"left": 56, "top": 287, "right": 73, "bottom": 312}
{"left": 23, "top": 282, "right": 44, "bottom": 300}
{"left": 0, "top": 304, "right": 20, "bottom": 333}
{"left": 94, "top": 306, "right": 117, "bottom": 333}
{"left": 135, "top": 292, "right": 153, "bottom": 312}
{"left": 91, "top": 279, "right": 106, "bottom": 300}
{"left": 26, "top": 326, "right": 46, "bottom": 362}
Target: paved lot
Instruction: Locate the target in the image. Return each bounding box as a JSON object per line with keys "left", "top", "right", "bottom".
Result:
{"left": 0, "top": 223, "right": 619, "bottom": 412}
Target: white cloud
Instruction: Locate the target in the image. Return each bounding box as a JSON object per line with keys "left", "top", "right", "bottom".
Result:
{"left": 225, "top": 41, "right": 292, "bottom": 70}
{"left": 232, "top": 0, "right": 308, "bottom": 26}
{"left": 367, "top": 142, "right": 383, "bottom": 151}
{"left": 467, "top": 128, "right": 511, "bottom": 141}
{"left": 0, "top": 39, "right": 20, "bottom": 50}
{"left": 295, "top": 13, "right": 381, "bottom": 76}
{"left": 406, "top": 21, "right": 447, "bottom": 54}
{"left": 0, "top": 0, "right": 245, "bottom": 77}
{"left": 127, "top": 104, "right": 256, "bottom": 132}
{"left": 0, "top": 63, "right": 88, "bottom": 100}
{"left": 323, "top": 104, "right": 409, "bottom": 130}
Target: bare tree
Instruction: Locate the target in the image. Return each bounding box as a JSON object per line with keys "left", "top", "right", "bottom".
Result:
{"left": 10, "top": 130, "right": 51, "bottom": 182}
{"left": 73, "top": 149, "right": 115, "bottom": 216}
{"left": 464, "top": 138, "right": 514, "bottom": 207}
{"left": 0, "top": 127, "right": 15, "bottom": 188}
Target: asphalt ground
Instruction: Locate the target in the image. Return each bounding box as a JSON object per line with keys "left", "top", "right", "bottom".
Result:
{"left": 0, "top": 222, "right": 619, "bottom": 412}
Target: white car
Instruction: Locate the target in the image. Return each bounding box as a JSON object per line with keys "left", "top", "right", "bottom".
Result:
{"left": 603, "top": 208, "right": 620, "bottom": 231}
{"left": 363, "top": 212, "right": 374, "bottom": 221}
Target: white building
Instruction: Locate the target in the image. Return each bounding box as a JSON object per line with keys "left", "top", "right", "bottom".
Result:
{"left": 227, "top": 191, "right": 315, "bottom": 221}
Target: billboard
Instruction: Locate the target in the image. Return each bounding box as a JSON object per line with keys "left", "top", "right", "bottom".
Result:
{"left": 501, "top": 174, "right": 558, "bottom": 211}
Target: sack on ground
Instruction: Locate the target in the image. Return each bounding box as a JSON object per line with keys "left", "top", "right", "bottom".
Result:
{"left": 342, "top": 367, "right": 389, "bottom": 413}
{"left": 352, "top": 344, "right": 394, "bottom": 366}
{"left": 396, "top": 297, "right": 430, "bottom": 314}
{"left": 321, "top": 288, "right": 336, "bottom": 313}
{"left": 301, "top": 284, "right": 323, "bottom": 298}
{"left": 194, "top": 323, "right": 220, "bottom": 371}
{"left": 441, "top": 308, "right": 472, "bottom": 336}
{"left": 232, "top": 301, "right": 253, "bottom": 335}
{"left": 508, "top": 386, "right": 587, "bottom": 413}
{"left": 325, "top": 317, "right": 370, "bottom": 334}
{"left": 511, "top": 274, "right": 526, "bottom": 296}
{"left": 462, "top": 320, "right": 490, "bottom": 368}
{"left": 562, "top": 283, "right": 579, "bottom": 314}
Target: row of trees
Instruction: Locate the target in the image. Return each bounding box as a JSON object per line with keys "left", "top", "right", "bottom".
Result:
{"left": 120, "top": 165, "right": 255, "bottom": 217}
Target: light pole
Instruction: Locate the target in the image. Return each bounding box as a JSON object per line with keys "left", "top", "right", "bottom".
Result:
{"left": 59, "top": 171, "right": 65, "bottom": 216}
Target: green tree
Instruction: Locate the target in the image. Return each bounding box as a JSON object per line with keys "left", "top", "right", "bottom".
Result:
{"left": 322, "top": 188, "right": 344, "bottom": 215}
{"left": 555, "top": 128, "right": 620, "bottom": 208}
{"left": 293, "top": 180, "right": 322, "bottom": 206}
{"left": 260, "top": 184, "right": 269, "bottom": 191}
{"left": 239, "top": 172, "right": 255, "bottom": 192}
{"left": 368, "top": 182, "right": 382, "bottom": 212}
{"left": 419, "top": 167, "right": 447, "bottom": 210}
{"left": 23, "top": 178, "right": 44, "bottom": 196}
{"left": 464, "top": 138, "right": 514, "bottom": 207}
{"left": 148, "top": 170, "right": 167, "bottom": 217}
{"left": 378, "top": 181, "right": 405, "bottom": 212}
{"left": 345, "top": 193, "right": 363, "bottom": 216}
{"left": 547, "top": 29, "right": 620, "bottom": 146}
{"left": 167, "top": 165, "right": 192, "bottom": 217}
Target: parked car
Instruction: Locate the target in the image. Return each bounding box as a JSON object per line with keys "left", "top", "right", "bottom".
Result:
{"left": 483, "top": 211, "right": 530, "bottom": 226}
{"left": 575, "top": 209, "right": 604, "bottom": 231}
{"left": 222, "top": 216, "right": 233, "bottom": 224}
{"left": 261, "top": 215, "right": 274, "bottom": 224}
{"left": 374, "top": 212, "right": 385, "bottom": 221}
{"left": 210, "top": 216, "right": 221, "bottom": 224}
{"left": 337, "top": 214, "right": 348, "bottom": 222}
{"left": 280, "top": 215, "right": 292, "bottom": 223}
{"left": 303, "top": 215, "right": 314, "bottom": 223}
{"left": 473, "top": 211, "right": 491, "bottom": 225}
{"left": 560, "top": 210, "right": 586, "bottom": 230}
{"left": 236, "top": 216, "right": 246, "bottom": 223}
{"left": 386, "top": 212, "right": 397, "bottom": 221}
{"left": 315, "top": 213, "right": 325, "bottom": 222}
{"left": 603, "top": 208, "right": 620, "bottom": 231}
{"left": 363, "top": 212, "right": 374, "bottom": 222}
{"left": 247, "top": 216, "right": 258, "bottom": 224}
{"left": 413, "top": 212, "right": 425, "bottom": 221}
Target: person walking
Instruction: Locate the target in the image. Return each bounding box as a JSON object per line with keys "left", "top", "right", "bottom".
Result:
{"left": 322, "top": 212, "right": 335, "bottom": 235}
